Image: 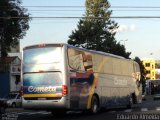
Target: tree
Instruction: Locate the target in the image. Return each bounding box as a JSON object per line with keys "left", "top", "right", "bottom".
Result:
{"left": 68, "top": 0, "right": 131, "bottom": 58}
{"left": 134, "top": 57, "right": 146, "bottom": 94}
{"left": 0, "top": 0, "right": 30, "bottom": 57}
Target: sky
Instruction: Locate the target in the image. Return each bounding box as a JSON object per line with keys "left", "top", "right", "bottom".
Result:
{"left": 20, "top": 0, "right": 160, "bottom": 60}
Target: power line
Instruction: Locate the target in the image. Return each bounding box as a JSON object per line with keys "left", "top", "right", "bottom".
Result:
{"left": 23, "top": 6, "right": 85, "bottom": 8}
{"left": 112, "top": 10, "right": 160, "bottom": 11}
{"left": 28, "top": 9, "right": 160, "bottom": 12}
{"left": 22, "top": 6, "right": 160, "bottom": 9}
{"left": 29, "top": 10, "right": 84, "bottom": 12}
{"left": 112, "top": 6, "right": 160, "bottom": 8}
{"left": 1, "top": 5, "right": 160, "bottom": 8}
{"left": 1, "top": 16, "right": 160, "bottom": 19}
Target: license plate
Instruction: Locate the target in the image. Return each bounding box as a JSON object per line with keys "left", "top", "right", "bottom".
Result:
{"left": 38, "top": 98, "right": 46, "bottom": 100}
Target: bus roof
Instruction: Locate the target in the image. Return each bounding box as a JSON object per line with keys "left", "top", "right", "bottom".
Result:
{"left": 66, "top": 44, "right": 126, "bottom": 60}
{"left": 23, "top": 43, "right": 126, "bottom": 60}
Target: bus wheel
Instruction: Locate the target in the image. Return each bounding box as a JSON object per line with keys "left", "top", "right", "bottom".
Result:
{"left": 90, "top": 96, "right": 99, "bottom": 114}
{"left": 127, "top": 95, "right": 133, "bottom": 109}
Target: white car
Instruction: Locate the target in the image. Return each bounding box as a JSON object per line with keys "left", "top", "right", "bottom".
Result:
{"left": 4, "top": 93, "right": 22, "bottom": 108}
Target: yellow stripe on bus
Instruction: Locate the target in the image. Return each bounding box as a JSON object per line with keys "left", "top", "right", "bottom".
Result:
{"left": 87, "top": 59, "right": 107, "bottom": 109}
{"left": 23, "top": 94, "right": 62, "bottom": 98}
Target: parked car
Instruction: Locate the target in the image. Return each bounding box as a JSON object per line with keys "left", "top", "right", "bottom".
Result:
{"left": 0, "top": 100, "right": 7, "bottom": 114}
{"left": 0, "top": 92, "right": 22, "bottom": 108}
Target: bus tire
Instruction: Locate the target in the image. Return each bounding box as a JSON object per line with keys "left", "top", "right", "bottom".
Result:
{"left": 89, "top": 96, "right": 99, "bottom": 114}
{"left": 127, "top": 95, "right": 133, "bottom": 109}
{"left": 132, "top": 93, "right": 137, "bottom": 104}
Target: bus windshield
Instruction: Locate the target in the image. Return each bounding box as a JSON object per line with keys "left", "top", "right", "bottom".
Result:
{"left": 23, "top": 47, "right": 61, "bottom": 64}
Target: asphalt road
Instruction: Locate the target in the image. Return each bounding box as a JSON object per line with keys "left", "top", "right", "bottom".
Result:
{"left": 1, "top": 95, "right": 160, "bottom": 120}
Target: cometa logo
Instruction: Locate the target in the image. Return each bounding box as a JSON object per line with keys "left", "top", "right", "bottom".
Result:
{"left": 28, "top": 86, "right": 56, "bottom": 93}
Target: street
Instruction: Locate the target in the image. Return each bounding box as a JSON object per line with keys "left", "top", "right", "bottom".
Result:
{"left": 0, "top": 0, "right": 160, "bottom": 120}
{"left": 1, "top": 95, "right": 160, "bottom": 120}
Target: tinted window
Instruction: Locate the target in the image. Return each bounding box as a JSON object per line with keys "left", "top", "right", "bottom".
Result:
{"left": 68, "top": 48, "right": 93, "bottom": 71}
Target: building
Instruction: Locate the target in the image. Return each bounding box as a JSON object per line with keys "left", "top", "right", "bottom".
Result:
{"left": 142, "top": 59, "right": 156, "bottom": 80}
{"left": 0, "top": 56, "right": 21, "bottom": 98}
{"left": 0, "top": 41, "right": 21, "bottom": 97}
{"left": 155, "top": 69, "right": 160, "bottom": 79}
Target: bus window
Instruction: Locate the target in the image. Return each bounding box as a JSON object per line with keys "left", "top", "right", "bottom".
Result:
{"left": 112, "top": 58, "right": 121, "bottom": 75}
{"left": 23, "top": 47, "right": 61, "bottom": 64}
{"left": 92, "top": 54, "right": 103, "bottom": 73}
{"left": 68, "top": 48, "right": 93, "bottom": 72}
{"left": 128, "top": 62, "right": 134, "bottom": 76}
{"left": 121, "top": 60, "right": 129, "bottom": 76}
{"left": 103, "top": 57, "right": 113, "bottom": 74}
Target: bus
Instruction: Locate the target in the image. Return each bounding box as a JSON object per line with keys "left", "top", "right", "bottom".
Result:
{"left": 21, "top": 43, "right": 142, "bottom": 114}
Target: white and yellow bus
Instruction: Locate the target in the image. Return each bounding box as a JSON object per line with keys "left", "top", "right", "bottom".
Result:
{"left": 22, "top": 43, "right": 142, "bottom": 114}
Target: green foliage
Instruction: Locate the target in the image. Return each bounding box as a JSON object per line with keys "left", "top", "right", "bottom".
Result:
{"left": 134, "top": 57, "right": 146, "bottom": 78}
{"left": 68, "top": 0, "right": 131, "bottom": 58}
{"left": 133, "top": 57, "right": 146, "bottom": 93}
{"left": 0, "top": 0, "right": 30, "bottom": 57}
